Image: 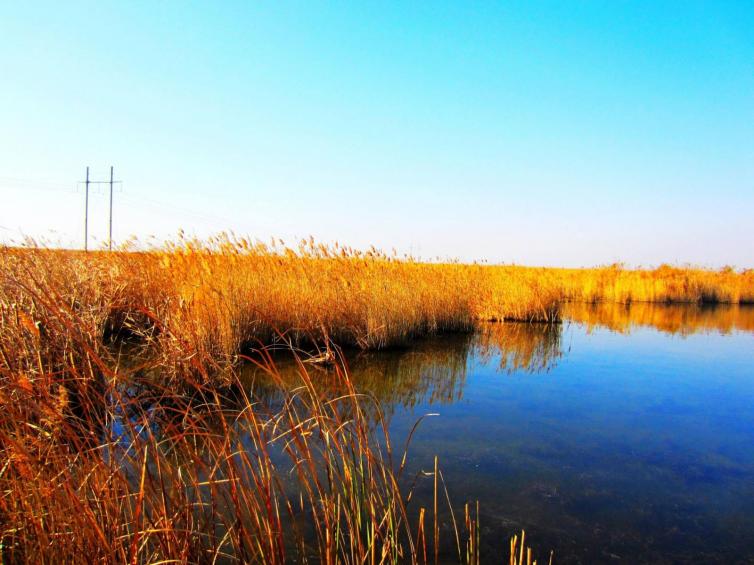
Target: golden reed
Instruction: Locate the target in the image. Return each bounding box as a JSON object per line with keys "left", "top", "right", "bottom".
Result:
{"left": 0, "top": 236, "right": 548, "bottom": 561}
{"left": 2, "top": 236, "right": 751, "bottom": 380}
{"left": 2, "top": 236, "right": 751, "bottom": 378}
{"left": 1, "top": 235, "right": 751, "bottom": 562}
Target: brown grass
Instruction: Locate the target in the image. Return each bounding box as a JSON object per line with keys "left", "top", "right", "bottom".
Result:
{"left": 556, "top": 263, "right": 754, "bottom": 304}
{"left": 0, "top": 236, "right": 565, "bottom": 380}
{"left": 2, "top": 235, "right": 752, "bottom": 563}
{"left": 0, "top": 247, "right": 547, "bottom": 562}
{"left": 4, "top": 239, "right": 748, "bottom": 381}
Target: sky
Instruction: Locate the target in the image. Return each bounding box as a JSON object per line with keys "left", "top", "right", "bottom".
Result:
{"left": 1, "top": 1, "right": 753, "bottom": 267}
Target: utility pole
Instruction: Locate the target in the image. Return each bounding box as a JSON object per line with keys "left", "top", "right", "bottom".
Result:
{"left": 109, "top": 165, "right": 114, "bottom": 250}
{"left": 84, "top": 166, "right": 90, "bottom": 252}
{"left": 80, "top": 166, "right": 122, "bottom": 252}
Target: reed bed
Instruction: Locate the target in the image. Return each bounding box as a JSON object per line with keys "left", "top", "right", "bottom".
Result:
{"left": 0, "top": 346, "right": 413, "bottom": 563}
{"left": 556, "top": 263, "right": 754, "bottom": 305}
{"left": 0, "top": 256, "right": 546, "bottom": 563}
{"left": 0, "top": 236, "right": 564, "bottom": 379}
{"left": 2, "top": 238, "right": 752, "bottom": 380}
{"left": 2, "top": 236, "right": 751, "bottom": 563}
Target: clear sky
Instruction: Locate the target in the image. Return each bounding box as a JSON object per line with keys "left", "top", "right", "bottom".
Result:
{"left": 1, "top": 2, "right": 752, "bottom": 267}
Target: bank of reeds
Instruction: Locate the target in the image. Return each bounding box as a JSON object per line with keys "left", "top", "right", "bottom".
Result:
{"left": 3, "top": 236, "right": 749, "bottom": 563}
{"left": 0, "top": 257, "right": 546, "bottom": 563}
{"left": 3, "top": 238, "right": 752, "bottom": 380}
{"left": 556, "top": 263, "right": 754, "bottom": 305}
{"left": 0, "top": 236, "right": 564, "bottom": 380}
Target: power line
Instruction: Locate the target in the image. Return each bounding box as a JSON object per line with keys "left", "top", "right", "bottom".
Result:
{"left": 118, "top": 193, "right": 238, "bottom": 227}
{"left": 0, "top": 180, "right": 77, "bottom": 193}
{"left": 4, "top": 172, "right": 245, "bottom": 245}
{"left": 2, "top": 174, "right": 234, "bottom": 227}
{"left": 0, "top": 175, "right": 73, "bottom": 188}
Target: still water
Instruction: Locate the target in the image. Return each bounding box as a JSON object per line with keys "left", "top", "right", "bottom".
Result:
{"left": 251, "top": 304, "right": 754, "bottom": 563}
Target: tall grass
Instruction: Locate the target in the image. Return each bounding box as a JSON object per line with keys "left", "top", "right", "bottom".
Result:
{"left": 0, "top": 252, "right": 547, "bottom": 562}
{"left": 556, "top": 263, "right": 754, "bottom": 304}
{"left": 0, "top": 237, "right": 564, "bottom": 379}
{"left": 2, "top": 235, "right": 751, "bottom": 563}
{"left": 3, "top": 238, "right": 751, "bottom": 379}
{"left": 0, "top": 346, "right": 411, "bottom": 562}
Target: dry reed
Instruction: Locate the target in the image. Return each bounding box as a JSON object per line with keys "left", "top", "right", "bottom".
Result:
{"left": 0, "top": 237, "right": 554, "bottom": 563}
{"left": 3, "top": 235, "right": 750, "bottom": 563}
{"left": 0, "top": 236, "right": 565, "bottom": 380}
{"left": 0, "top": 264, "right": 546, "bottom": 562}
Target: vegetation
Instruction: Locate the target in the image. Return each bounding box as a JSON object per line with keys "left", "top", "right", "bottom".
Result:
{"left": 556, "top": 263, "right": 754, "bottom": 304}
{"left": 1, "top": 236, "right": 752, "bottom": 562}
{"left": 7, "top": 238, "right": 748, "bottom": 376}
{"left": 0, "top": 236, "right": 564, "bottom": 379}
{"left": 0, "top": 250, "right": 545, "bottom": 562}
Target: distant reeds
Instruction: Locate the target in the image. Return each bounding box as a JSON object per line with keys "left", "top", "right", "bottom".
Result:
{"left": 556, "top": 263, "right": 754, "bottom": 305}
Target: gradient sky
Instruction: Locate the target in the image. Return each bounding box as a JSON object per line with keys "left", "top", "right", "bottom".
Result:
{"left": 2, "top": 1, "right": 753, "bottom": 267}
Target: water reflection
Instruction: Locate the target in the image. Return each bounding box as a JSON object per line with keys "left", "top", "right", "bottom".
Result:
{"left": 564, "top": 301, "right": 754, "bottom": 336}
{"left": 384, "top": 305, "right": 754, "bottom": 563}
{"left": 242, "top": 323, "right": 565, "bottom": 419}
{"left": 241, "top": 302, "right": 754, "bottom": 421}
{"left": 473, "top": 322, "right": 564, "bottom": 373}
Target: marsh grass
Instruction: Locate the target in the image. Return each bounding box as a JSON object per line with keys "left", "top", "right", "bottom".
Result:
{"left": 5, "top": 238, "right": 749, "bottom": 383}
{"left": 557, "top": 263, "right": 754, "bottom": 305}
{"left": 0, "top": 336, "right": 546, "bottom": 564}
{"left": 1, "top": 236, "right": 565, "bottom": 380}
{"left": 0, "top": 343, "right": 408, "bottom": 562}
{"left": 0, "top": 243, "right": 547, "bottom": 563}
{"left": 2, "top": 235, "right": 751, "bottom": 563}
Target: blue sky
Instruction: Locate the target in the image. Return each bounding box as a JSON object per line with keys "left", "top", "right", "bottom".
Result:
{"left": 1, "top": 1, "right": 752, "bottom": 266}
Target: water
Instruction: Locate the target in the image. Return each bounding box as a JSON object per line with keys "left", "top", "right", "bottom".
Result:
{"left": 246, "top": 304, "right": 754, "bottom": 563}
{"left": 106, "top": 304, "right": 754, "bottom": 562}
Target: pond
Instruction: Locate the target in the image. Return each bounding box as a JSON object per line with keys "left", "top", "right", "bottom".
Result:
{"left": 242, "top": 303, "right": 754, "bottom": 563}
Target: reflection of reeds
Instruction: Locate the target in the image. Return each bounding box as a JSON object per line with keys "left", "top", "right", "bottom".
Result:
{"left": 564, "top": 302, "right": 754, "bottom": 336}
{"left": 348, "top": 342, "right": 471, "bottom": 408}
{"left": 243, "top": 337, "right": 472, "bottom": 420}
{"left": 246, "top": 324, "right": 565, "bottom": 421}
{"left": 474, "top": 322, "right": 563, "bottom": 374}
